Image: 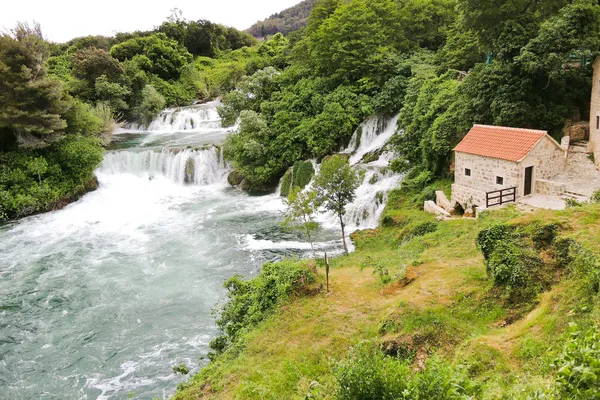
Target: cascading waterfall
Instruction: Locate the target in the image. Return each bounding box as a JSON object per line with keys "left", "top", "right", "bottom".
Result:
{"left": 121, "top": 101, "right": 223, "bottom": 133}
{"left": 311, "top": 114, "right": 402, "bottom": 231}
{"left": 99, "top": 147, "right": 228, "bottom": 185}
{"left": 344, "top": 114, "right": 400, "bottom": 165}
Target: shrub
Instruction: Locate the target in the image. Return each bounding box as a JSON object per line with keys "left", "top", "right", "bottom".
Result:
{"left": 476, "top": 224, "right": 514, "bottom": 260}
{"left": 335, "top": 342, "right": 411, "bottom": 400}
{"left": 487, "top": 240, "right": 541, "bottom": 289}
{"left": 553, "top": 323, "right": 600, "bottom": 398}
{"left": 591, "top": 189, "right": 600, "bottom": 203}
{"left": 209, "top": 259, "right": 315, "bottom": 358}
{"left": 565, "top": 198, "right": 583, "bottom": 208}
{"left": 554, "top": 238, "right": 600, "bottom": 294}
{"left": 335, "top": 343, "right": 480, "bottom": 400}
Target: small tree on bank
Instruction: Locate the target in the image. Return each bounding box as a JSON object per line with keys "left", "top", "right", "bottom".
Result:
{"left": 283, "top": 187, "right": 319, "bottom": 261}
{"left": 314, "top": 155, "right": 359, "bottom": 255}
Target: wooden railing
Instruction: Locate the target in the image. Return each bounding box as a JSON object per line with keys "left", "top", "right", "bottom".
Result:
{"left": 486, "top": 187, "right": 517, "bottom": 208}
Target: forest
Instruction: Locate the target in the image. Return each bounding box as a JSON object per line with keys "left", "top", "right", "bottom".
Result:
{"left": 246, "top": 0, "right": 315, "bottom": 38}
{"left": 221, "top": 0, "right": 600, "bottom": 191}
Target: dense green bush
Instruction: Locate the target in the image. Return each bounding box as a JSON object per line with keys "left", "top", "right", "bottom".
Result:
{"left": 553, "top": 323, "right": 600, "bottom": 399}
{"left": 554, "top": 238, "right": 600, "bottom": 295}
{"left": 487, "top": 240, "right": 541, "bottom": 289}
{"left": 0, "top": 136, "right": 104, "bottom": 221}
{"left": 335, "top": 343, "right": 480, "bottom": 400}
{"left": 209, "top": 259, "right": 315, "bottom": 358}
{"left": 476, "top": 224, "right": 515, "bottom": 260}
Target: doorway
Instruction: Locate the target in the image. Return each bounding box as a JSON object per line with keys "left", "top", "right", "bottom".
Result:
{"left": 524, "top": 166, "right": 533, "bottom": 196}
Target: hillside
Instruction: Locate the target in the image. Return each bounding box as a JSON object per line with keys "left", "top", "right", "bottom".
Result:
{"left": 246, "top": 0, "right": 314, "bottom": 38}
{"left": 174, "top": 178, "right": 600, "bottom": 399}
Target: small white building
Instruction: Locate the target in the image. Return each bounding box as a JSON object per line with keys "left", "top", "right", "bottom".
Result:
{"left": 451, "top": 125, "right": 567, "bottom": 210}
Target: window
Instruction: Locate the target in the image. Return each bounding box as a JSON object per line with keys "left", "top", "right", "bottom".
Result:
{"left": 596, "top": 115, "right": 599, "bottom": 130}
{"left": 496, "top": 176, "right": 504, "bottom": 185}
{"left": 465, "top": 168, "right": 471, "bottom": 177}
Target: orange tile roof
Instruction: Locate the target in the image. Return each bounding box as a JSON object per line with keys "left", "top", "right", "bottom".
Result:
{"left": 454, "top": 125, "right": 548, "bottom": 162}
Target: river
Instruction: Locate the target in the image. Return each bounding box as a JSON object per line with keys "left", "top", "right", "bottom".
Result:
{"left": 0, "top": 101, "right": 400, "bottom": 399}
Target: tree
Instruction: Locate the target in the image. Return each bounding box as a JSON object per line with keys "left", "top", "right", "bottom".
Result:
{"left": 283, "top": 187, "right": 319, "bottom": 260}
{"left": 0, "top": 23, "right": 69, "bottom": 150}
{"left": 314, "top": 155, "right": 359, "bottom": 255}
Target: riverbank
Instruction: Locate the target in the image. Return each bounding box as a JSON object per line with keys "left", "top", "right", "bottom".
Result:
{"left": 174, "top": 179, "right": 600, "bottom": 399}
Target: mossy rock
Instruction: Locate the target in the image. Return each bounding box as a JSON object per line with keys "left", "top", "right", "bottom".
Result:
{"left": 280, "top": 168, "right": 293, "bottom": 197}
{"left": 280, "top": 160, "right": 315, "bottom": 197}
{"left": 362, "top": 151, "right": 380, "bottom": 164}
{"left": 184, "top": 158, "right": 195, "bottom": 184}
{"left": 227, "top": 170, "right": 244, "bottom": 186}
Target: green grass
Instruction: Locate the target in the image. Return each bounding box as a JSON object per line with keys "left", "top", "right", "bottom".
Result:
{"left": 174, "top": 186, "right": 600, "bottom": 400}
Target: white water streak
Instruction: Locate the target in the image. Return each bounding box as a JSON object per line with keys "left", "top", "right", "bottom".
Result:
{"left": 100, "top": 147, "right": 228, "bottom": 185}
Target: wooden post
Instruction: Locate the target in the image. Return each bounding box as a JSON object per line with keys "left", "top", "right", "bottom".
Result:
{"left": 324, "top": 252, "right": 330, "bottom": 294}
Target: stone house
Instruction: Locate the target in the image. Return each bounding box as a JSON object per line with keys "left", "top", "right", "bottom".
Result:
{"left": 451, "top": 125, "right": 567, "bottom": 210}
{"left": 589, "top": 56, "right": 600, "bottom": 166}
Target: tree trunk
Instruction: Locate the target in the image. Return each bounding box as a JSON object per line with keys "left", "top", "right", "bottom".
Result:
{"left": 306, "top": 228, "right": 316, "bottom": 261}
{"left": 339, "top": 214, "right": 348, "bottom": 255}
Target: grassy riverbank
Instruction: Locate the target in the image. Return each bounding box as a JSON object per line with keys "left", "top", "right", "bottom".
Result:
{"left": 175, "top": 180, "right": 600, "bottom": 399}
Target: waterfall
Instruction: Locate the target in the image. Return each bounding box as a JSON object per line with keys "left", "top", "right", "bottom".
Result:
{"left": 344, "top": 114, "right": 400, "bottom": 165}
{"left": 293, "top": 114, "right": 403, "bottom": 232}
{"left": 120, "top": 101, "right": 223, "bottom": 133}
{"left": 99, "top": 147, "right": 228, "bottom": 185}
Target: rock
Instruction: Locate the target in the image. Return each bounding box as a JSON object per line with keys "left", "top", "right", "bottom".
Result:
{"left": 280, "top": 160, "right": 315, "bottom": 197}
{"left": 184, "top": 158, "right": 195, "bottom": 184}
{"left": 435, "top": 191, "right": 454, "bottom": 213}
{"left": 227, "top": 170, "right": 244, "bottom": 186}
{"left": 424, "top": 200, "right": 451, "bottom": 217}
{"left": 564, "top": 121, "right": 589, "bottom": 141}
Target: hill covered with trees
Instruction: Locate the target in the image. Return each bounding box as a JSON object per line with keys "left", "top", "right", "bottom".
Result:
{"left": 246, "top": 0, "right": 314, "bottom": 38}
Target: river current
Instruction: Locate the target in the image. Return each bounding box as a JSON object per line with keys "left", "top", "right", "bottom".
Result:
{"left": 0, "top": 101, "right": 400, "bottom": 399}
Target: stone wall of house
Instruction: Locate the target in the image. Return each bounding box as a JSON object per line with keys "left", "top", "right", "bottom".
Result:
{"left": 454, "top": 152, "right": 520, "bottom": 193}
{"left": 590, "top": 57, "right": 600, "bottom": 168}
{"left": 536, "top": 179, "right": 566, "bottom": 196}
{"left": 451, "top": 183, "right": 487, "bottom": 210}
{"left": 519, "top": 136, "right": 566, "bottom": 196}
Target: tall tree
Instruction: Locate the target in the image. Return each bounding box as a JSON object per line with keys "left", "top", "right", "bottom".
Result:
{"left": 283, "top": 187, "right": 319, "bottom": 260}
{"left": 314, "top": 155, "right": 359, "bottom": 255}
{"left": 0, "top": 23, "right": 68, "bottom": 149}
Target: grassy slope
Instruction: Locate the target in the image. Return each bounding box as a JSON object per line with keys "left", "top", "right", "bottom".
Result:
{"left": 175, "top": 184, "right": 600, "bottom": 399}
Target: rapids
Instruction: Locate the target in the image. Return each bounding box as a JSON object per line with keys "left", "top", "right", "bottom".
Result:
{"left": 0, "top": 102, "right": 401, "bottom": 399}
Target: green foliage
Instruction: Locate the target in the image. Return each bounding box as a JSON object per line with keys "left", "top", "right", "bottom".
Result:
{"left": 487, "top": 240, "right": 541, "bottom": 289}
{"left": 110, "top": 33, "right": 193, "bottom": 81}
{"left": 335, "top": 343, "right": 480, "bottom": 400}
{"left": 133, "top": 85, "right": 166, "bottom": 127}
{"left": 0, "top": 24, "right": 69, "bottom": 149}
{"left": 554, "top": 238, "right": 600, "bottom": 295}
{"left": 0, "top": 136, "right": 103, "bottom": 220}
{"left": 282, "top": 187, "right": 319, "bottom": 259}
{"left": 209, "top": 259, "right": 315, "bottom": 358}
{"left": 592, "top": 190, "right": 600, "bottom": 204}
{"left": 314, "top": 155, "right": 359, "bottom": 254}
{"left": 476, "top": 224, "right": 515, "bottom": 260}
{"left": 172, "top": 364, "right": 190, "bottom": 375}
{"left": 247, "top": 0, "right": 314, "bottom": 38}
{"left": 553, "top": 323, "right": 600, "bottom": 399}
{"left": 279, "top": 160, "right": 315, "bottom": 197}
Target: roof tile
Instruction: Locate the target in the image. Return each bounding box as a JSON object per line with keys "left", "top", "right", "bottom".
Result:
{"left": 454, "top": 125, "right": 547, "bottom": 162}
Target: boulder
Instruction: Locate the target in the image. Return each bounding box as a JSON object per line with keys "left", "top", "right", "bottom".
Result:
{"left": 424, "top": 200, "right": 451, "bottom": 217}
{"left": 564, "top": 121, "right": 589, "bottom": 141}
{"left": 435, "top": 191, "right": 454, "bottom": 213}
{"left": 227, "top": 170, "right": 244, "bottom": 186}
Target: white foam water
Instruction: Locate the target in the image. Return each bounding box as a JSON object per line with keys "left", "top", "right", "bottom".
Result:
{"left": 100, "top": 147, "right": 228, "bottom": 185}
{"left": 121, "top": 101, "right": 222, "bottom": 133}
{"left": 344, "top": 114, "right": 400, "bottom": 165}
